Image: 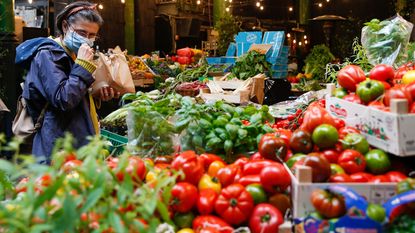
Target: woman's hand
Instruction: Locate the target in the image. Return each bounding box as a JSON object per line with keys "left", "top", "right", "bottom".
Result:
{"left": 77, "top": 43, "right": 94, "bottom": 61}
{"left": 98, "top": 86, "right": 121, "bottom": 101}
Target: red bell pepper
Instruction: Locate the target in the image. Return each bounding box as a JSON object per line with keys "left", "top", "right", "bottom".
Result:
{"left": 217, "top": 164, "right": 242, "bottom": 187}
{"left": 171, "top": 151, "right": 205, "bottom": 185}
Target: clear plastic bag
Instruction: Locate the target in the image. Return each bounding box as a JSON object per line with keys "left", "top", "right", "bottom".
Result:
{"left": 361, "top": 14, "right": 413, "bottom": 67}
{"left": 126, "top": 108, "right": 176, "bottom": 158}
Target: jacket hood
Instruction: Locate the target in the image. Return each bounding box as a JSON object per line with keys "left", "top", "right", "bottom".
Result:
{"left": 15, "top": 37, "right": 64, "bottom": 68}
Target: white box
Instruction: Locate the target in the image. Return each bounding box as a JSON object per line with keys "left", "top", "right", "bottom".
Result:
{"left": 326, "top": 94, "right": 415, "bottom": 156}
{"left": 290, "top": 165, "right": 397, "bottom": 219}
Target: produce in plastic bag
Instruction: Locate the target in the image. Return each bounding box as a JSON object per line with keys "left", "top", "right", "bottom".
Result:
{"left": 361, "top": 14, "right": 413, "bottom": 67}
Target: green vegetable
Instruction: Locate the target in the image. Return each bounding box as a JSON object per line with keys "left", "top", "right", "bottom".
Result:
{"left": 231, "top": 51, "right": 271, "bottom": 80}
{"left": 303, "top": 44, "right": 335, "bottom": 82}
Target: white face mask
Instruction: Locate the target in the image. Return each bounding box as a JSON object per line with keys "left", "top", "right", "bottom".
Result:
{"left": 63, "top": 29, "right": 94, "bottom": 53}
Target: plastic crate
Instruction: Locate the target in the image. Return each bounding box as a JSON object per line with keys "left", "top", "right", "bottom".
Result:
{"left": 100, "top": 129, "right": 128, "bottom": 155}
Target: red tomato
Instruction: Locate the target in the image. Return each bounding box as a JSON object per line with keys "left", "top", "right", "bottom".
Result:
{"left": 233, "top": 157, "right": 249, "bottom": 168}
{"left": 258, "top": 134, "right": 288, "bottom": 161}
{"left": 385, "top": 171, "right": 407, "bottom": 182}
{"left": 350, "top": 172, "right": 374, "bottom": 183}
{"left": 338, "top": 149, "right": 366, "bottom": 174}
{"left": 171, "top": 182, "right": 198, "bottom": 213}
{"left": 383, "top": 85, "right": 413, "bottom": 107}
{"left": 285, "top": 150, "right": 294, "bottom": 162}
{"left": 108, "top": 157, "right": 147, "bottom": 182}
{"left": 215, "top": 184, "right": 254, "bottom": 225}
{"left": 406, "top": 82, "right": 415, "bottom": 100}
{"left": 250, "top": 152, "right": 264, "bottom": 161}
{"left": 217, "top": 164, "right": 242, "bottom": 187}
{"left": 338, "top": 126, "right": 360, "bottom": 139}
{"left": 172, "top": 151, "right": 205, "bottom": 185}
{"left": 343, "top": 93, "right": 363, "bottom": 104}
{"left": 369, "top": 64, "right": 395, "bottom": 82}
{"left": 321, "top": 149, "right": 340, "bottom": 164}
{"left": 369, "top": 175, "right": 391, "bottom": 183}
{"left": 368, "top": 100, "right": 386, "bottom": 110}
{"left": 329, "top": 174, "right": 353, "bottom": 183}
{"left": 197, "top": 189, "right": 218, "bottom": 215}
{"left": 299, "top": 105, "right": 336, "bottom": 133}
{"left": 238, "top": 175, "right": 261, "bottom": 186}
{"left": 200, "top": 153, "right": 225, "bottom": 171}
{"left": 273, "top": 128, "right": 292, "bottom": 145}
{"left": 249, "top": 204, "right": 283, "bottom": 233}
{"left": 242, "top": 160, "right": 278, "bottom": 176}
{"left": 260, "top": 163, "right": 291, "bottom": 193}
{"left": 410, "top": 102, "right": 415, "bottom": 113}
{"left": 192, "top": 215, "right": 233, "bottom": 233}
{"left": 15, "top": 177, "right": 29, "bottom": 193}
{"left": 379, "top": 81, "right": 392, "bottom": 90}
{"left": 337, "top": 65, "right": 366, "bottom": 92}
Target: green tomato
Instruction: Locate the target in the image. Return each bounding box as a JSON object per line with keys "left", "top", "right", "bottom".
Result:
{"left": 312, "top": 124, "right": 339, "bottom": 149}
{"left": 174, "top": 212, "right": 195, "bottom": 229}
{"left": 342, "top": 133, "right": 370, "bottom": 155}
{"left": 366, "top": 203, "right": 386, "bottom": 223}
{"left": 356, "top": 80, "right": 385, "bottom": 104}
{"left": 330, "top": 163, "right": 345, "bottom": 175}
{"left": 286, "top": 153, "right": 307, "bottom": 168}
{"left": 246, "top": 184, "right": 267, "bottom": 205}
{"left": 309, "top": 211, "right": 325, "bottom": 220}
{"left": 334, "top": 87, "right": 348, "bottom": 99}
{"left": 365, "top": 149, "right": 391, "bottom": 174}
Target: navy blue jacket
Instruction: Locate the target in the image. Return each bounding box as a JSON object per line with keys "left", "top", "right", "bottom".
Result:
{"left": 16, "top": 37, "right": 95, "bottom": 163}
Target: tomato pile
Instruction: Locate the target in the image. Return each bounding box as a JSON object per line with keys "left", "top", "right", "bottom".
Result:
{"left": 335, "top": 64, "right": 415, "bottom": 113}
{"left": 166, "top": 151, "right": 291, "bottom": 233}
{"left": 273, "top": 99, "right": 409, "bottom": 184}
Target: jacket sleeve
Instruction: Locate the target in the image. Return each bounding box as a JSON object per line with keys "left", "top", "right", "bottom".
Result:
{"left": 35, "top": 49, "right": 95, "bottom": 111}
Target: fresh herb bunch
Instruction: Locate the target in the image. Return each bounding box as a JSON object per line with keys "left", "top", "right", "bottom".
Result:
{"left": 231, "top": 51, "right": 271, "bottom": 80}
{"left": 303, "top": 44, "right": 335, "bottom": 82}
{"left": 174, "top": 100, "right": 274, "bottom": 162}
{"left": 0, "top": 135, "right": 178, "bottom": 232}
{"left": 362, "top": 16, "right": 413, "bottom": 67}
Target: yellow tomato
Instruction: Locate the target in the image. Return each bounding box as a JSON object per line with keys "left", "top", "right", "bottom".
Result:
{"left": 305, "top": 73, "right": 313, "bottom": 79}
{"left": 402, "top": 70, "right": 415, "bottom": 84}
{"left": 145, "top": 170, "right": 159, "bottom": 185}
{"left": 177, "top": 228, "right": 195, "bottom": 233}
{"left": 143, "top": 158, "right": 155, "bottom": 168}
{"left": 207, "top": 160, "right": 226, "bottom": 178}
{"left": 198, "top": 174, "right": 221, "bottom": 194}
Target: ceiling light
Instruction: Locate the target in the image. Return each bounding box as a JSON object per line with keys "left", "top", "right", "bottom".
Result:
{"left": 305, "top": 40, "right": 308, "bottom": 44}
{"left": 28, "top": 0, "right": 33, "bottom": 3}
{"left": 121, "top": 0, "right": 125, "bottom": 3}
{"left": 98, "top": 4, "right": 104, "bottom": 9}
{"left": 318, "top": 3, "right": 323, "bottom": 7}
{"left": 226, "top": 7, "right": 230, "bottom": 12}
{"left": 256, "top": 2, "right": 260, "bottom": 7}
{"left": 326, "top": 0, "right": 330, "bottom": 2}
{"left": 293, "top": 39, "right": 297, "bottom": 44}
{"left": 197, "top": 0, "right": 201, "bottom": 4}
{"left": 229, "top": 0, "right": 232, "bottom": 2}
{"left": 260, "top": 6, "right": 264, "bottom": 10}
{"left": 304, "top": 35, "right": 307, "bottom": 39}
{"left": 287, "top": 33, "right": 291, "bottom": 38}
{"left": 299, "top": 42, "right": 302, "bottom": 46}
{"left": 289, "top": 7, "right": 293, "bottom": 12}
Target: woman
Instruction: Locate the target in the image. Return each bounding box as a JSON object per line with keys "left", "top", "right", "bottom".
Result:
{"left": 15, "top": 1, "right": 117, "bottom": 164}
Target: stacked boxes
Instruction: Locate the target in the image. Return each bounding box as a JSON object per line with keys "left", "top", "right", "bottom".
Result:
{"left": 206, "top": 31, "right": 290, "bottom": 79}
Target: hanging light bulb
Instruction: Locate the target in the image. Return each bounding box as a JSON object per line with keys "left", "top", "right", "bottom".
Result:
{"left": 293, "top": 39, "right": 297, "bottom": 44}
{"left": 121, "top": 0, "right": 125, "bottom": 3}
{"left": 299, "top": 42, "right": 302, "bottom": 46}
{"left": 197, "top": 0, "right": 201, "bottom": 4}
{"left": 229, "top": 0, "right": 232, "bottom": 2}
{"left": 28, "top": 0, "right": 33, "bottom": 4}
{"left": 318, "top": 3, "right": 323, "bottom": 7}
{"left": 226, "top": 7, "right": 230, "bottom": 12}
{"left": 256, "top": 2, "right": 260, "bottom": 7}
{"left": 326, "top": 0, "right": 330, "bottom": 2}
{"left": 289, "top": 7, "right": 293, "bottom": 12}
{"left": 260, "top": 6, "right": 264, "bottom": 10}
{"left": 304, "top": 35, "right": 307, "bottom": 39}
{"left": 305, "top": 40, "right": 308, "bottom": 44}
{"left": 98, "top": 4, "right": 104, "bottom": 9}
{"left": 287, "top": 33, "right": 291, "bottom": 38}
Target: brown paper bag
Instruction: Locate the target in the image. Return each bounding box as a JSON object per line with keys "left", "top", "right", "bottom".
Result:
{"left": 92, "top": 48, "right": 135, "bottom": 95}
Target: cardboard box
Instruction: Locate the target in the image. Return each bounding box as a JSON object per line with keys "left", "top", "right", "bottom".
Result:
{"left": 199, "top": 89, "right": 250, "bottom": 104}
{"left": 290, "top": 166, "right": 397, "bottom": 219}
{"left": 325, "top": 85, "right": 415, "bottom": 156}
{"left": 235, "top": 31, "right": 263, "bottom": 44}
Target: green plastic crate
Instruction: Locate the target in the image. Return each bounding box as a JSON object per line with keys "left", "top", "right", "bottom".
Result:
{"left": 100, "top": 129, "right": 128, "bottom": 155}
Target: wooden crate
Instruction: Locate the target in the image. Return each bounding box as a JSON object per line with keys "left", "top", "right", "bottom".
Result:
{"left": 199, "top": 88, "right": 250, "bottom": 104}
{"left": 133, "top": 78, "right": 154, "bottom": 87}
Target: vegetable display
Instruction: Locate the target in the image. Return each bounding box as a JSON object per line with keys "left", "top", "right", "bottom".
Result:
{"left": 231, "top": 51, "right": 271, "bottom": 80}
